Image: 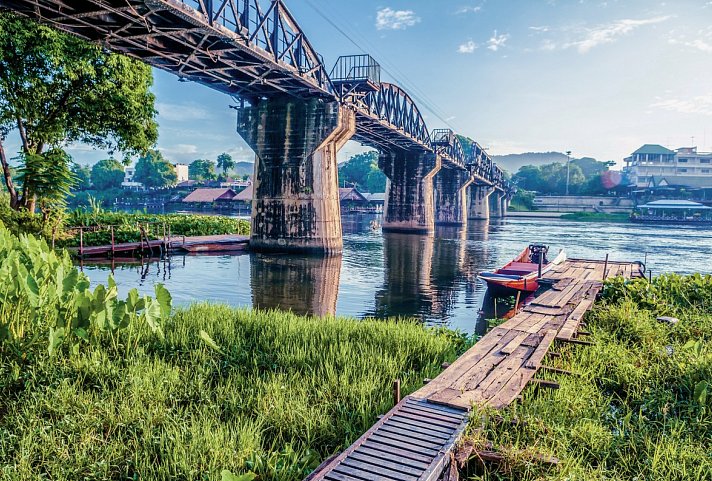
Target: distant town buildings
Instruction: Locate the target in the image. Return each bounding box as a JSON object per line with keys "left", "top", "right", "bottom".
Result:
{"left": 122, "top": 163, "right": 190, "bottom": 189}
{"left": 624, "top": 144, "right": 712, "bottom": 190}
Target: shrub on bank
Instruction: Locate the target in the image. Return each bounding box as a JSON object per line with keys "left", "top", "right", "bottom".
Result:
{"left": 58, "top": 210, "right": 250, "bottom": 247}
{"left": 0, "top": 226, "right": 463, "bottom": 481}
{"left": 464, "top": 273, "right": 711, "bottom": 481}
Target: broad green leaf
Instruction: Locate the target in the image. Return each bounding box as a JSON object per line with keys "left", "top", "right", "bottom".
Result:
{"left": 694, "top": 381, "right": 709, "bottom": 405}
{"left": 154, "top": 283, "right": 172, "bottom": 320}
{"left": 221, "top": 470, "right": 256, "bottom": 481}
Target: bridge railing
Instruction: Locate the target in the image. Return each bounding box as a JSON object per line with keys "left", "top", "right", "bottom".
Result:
{"left": 177, "top": 0, "right": 332, "bottom": 94}
{"left": 331, "top": 54, "right": 381, "bottom": 86}
{"left": 431, "top": 129, "right": 465, "bottom": 168}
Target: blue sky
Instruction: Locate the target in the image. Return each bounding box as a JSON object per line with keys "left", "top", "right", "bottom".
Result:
{"left": 6, "top": 0, "right": 712, "bottom": 169}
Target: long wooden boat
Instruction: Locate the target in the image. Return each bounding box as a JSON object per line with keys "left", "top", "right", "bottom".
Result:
{"left": 478, "top": 245, "right": 566, "bottom": 296}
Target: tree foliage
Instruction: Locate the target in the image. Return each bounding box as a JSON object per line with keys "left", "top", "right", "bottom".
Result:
{"left": 338, "top": 151, "right": 386, "bottom": 192}
{"left": 91, "top": 158, "right": 124, "bottom": 190}
{"left": 216, "top": 152, "right": 235, "bottom": 175}
{"left": 512, "top": 158, "right": 619, "bottom": 195}
{"left": 189, "top": 159, "right": 217, "bottom": 181}
{"left": 0, "top": 12, "right": 157, "bottom": 212}
{"left": 134, "top": 150, "right": 176, "bottom": 189}
{"left": 71, "top": 163, "right": 92, "bottom": 191}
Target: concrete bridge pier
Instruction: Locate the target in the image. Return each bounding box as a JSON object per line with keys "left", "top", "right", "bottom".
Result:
{"left": 434, "top": 169, "right": 474, "bottom": 226}
{"left": 490, "top": 190, "right": 506, "bottom": 218}
{"left": 236, "top": 97, "right": 355, "bottom": 254}
{"left": 379, "top": 150, "right": 441, "bottom": 234}
{"left": 468, "top": 185, "right": 495, "bottom": 220}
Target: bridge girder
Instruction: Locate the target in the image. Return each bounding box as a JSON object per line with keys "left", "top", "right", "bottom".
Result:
{"left": 0, "top": 0, "right": 334, "bottom": 101}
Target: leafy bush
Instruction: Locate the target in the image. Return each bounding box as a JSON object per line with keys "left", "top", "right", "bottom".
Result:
{"left": 0, "top": 225, "right": 170, "bottom": 364}
{"left": 58, "top": 210, "right": 250, "bottom": 247}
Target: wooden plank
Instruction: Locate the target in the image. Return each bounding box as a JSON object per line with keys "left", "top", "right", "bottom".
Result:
{"left": 486, "top": 367, "right": 537, "bottom": 409}
{"left": 500, "top": 332, "right": 529, "bottom": 355}
{"left": 347, "top": 452, "right": 425, "bottom": 477}
{"left": 391, "top": 413, "right": 459, "bottom": 433}
{"left": 360, "top": 442, "right": 433, "bottom": 465}
{"left": 395, "top": 408, "right": 462, "bottom": 427}
{"left": 477, "top": 345, "right": 533, "bottom": 401}
{"left": 385, "top": 419, "right": 452, "bottom": 440}
{"left": 379, "top": 424, "right": 449, "bottom": 444}
{"left": 523, "top": 330, "right": 558, "bottom": 369}
{"left": 333, "top": 462, "right": 415, "bottom": 481}
{"left": 368, "top": 433, "right": 440, "bottom": 455}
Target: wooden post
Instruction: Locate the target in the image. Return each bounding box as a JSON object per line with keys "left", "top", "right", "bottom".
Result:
{"left": 392, "top": 379, "right": 401, "bottom": 405}
{"left": 649, "top": 270, "right": 653, "bottom": 283}
{"left": 514, "top": 290, "right": 521, "bottom": 313}
{"left": 110, "top": 225, "right": 115, "bottom": 256}
{"left": 603, "top": 253, "right": 609, "bottom": 280}
{"left": 79, "top": 228, "right": 84, "bottom": 257}
{"left": 538, "top": 254, "right": 543, "bottom": 278}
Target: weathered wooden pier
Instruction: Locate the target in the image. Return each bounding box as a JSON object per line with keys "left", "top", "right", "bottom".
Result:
{"left": 307, "top": 258, "right": 644, "bottom": 481}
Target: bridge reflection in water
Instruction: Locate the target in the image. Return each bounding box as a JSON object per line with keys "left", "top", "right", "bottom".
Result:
{"left": 79, "top": 216, "right": 513, "bottom": 333}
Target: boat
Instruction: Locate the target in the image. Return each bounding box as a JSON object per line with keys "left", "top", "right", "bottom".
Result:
{"left": 478, "top": 244, "right": 566, "bottom": 296}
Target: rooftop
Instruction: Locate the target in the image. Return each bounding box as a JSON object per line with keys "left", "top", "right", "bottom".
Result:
{"left": 638, "top": 200, "right": 711, "bottom": 210}
{"left": 182, "top": 188, "right": 236, "bottom": 203}
{"left": 632, "top": 144, "right": 675, "bottom": 156}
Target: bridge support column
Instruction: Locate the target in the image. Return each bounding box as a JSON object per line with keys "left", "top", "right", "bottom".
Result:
{"left": 380, "top": 151, "right": 441, "bottom": 234}
{"left": 237, "top": 97, "right": 355, "bottom": 254}
{"left": 490, "top": 190, "right": 505, "bottom": 218}
{"left": 468, "top": 185, "right": 495, "bottom": 220}
{"left": 434, "top": 169, "right": 473, "bottom": 226}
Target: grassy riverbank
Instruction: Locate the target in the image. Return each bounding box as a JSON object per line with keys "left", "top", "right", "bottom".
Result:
{"left": 463, "top": 274, "right": 712, "bottom": 480}
{"left": 560, "top": 212, "right": 631, "bottom": 223}
{"left": 0, "top": 225, "right": 464, "bottom": 480}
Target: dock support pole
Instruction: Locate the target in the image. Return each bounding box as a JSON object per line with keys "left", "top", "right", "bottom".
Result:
{"left": 111, "top": 226, "right": 115, "bottom": 257}
{"left": 79, "top": 228, "right": 84, "bottom": 257}
{"left": 393, "top": 379, "right": 401, "bottom": 405}
{"left": 603, "top": 254, "right": 609, "bottom": 280}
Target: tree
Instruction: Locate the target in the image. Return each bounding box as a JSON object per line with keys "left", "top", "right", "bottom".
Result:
{"left": 216, "top": 152, "right": 235, "bottom": 175}
{"left": 71, "top": 163, "right": 92, "bottom": 191}
{"left": 189, "top": 159, "right": 217, "bottom": 181}
{"left": 134, "top": 150, "right": 177, "bottom": 189}
{"left": 0, "top": 12, "right": 157, "bottom": 212}
{"left": 339, "top": 151, "right": 383, "bottom": 191}
{"left": 90, "top": 159, "right": 125, "bottom": 190}
{"left": 17, "top": 149, "right": 75, "bottom": 222}
{"left": 366, "top": 169, "right": 387, "bottom": 193}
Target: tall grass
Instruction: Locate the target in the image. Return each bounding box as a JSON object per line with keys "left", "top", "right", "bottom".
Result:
{"left": 0, "top": 222, "right": 464, "bottom": 480}
{"left": 0, "top": 306, "right": 462, "bottom": 481}
{"left": 463, "top": 274, "right": 712, "bottom": 481}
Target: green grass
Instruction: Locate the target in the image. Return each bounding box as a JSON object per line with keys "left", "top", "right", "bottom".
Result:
{"left": 560, "top": 212, "right": 631, "bottom": 223}
{"left": 0, "top": 305, "right": 464, "bottom": 481}
{"left": 461, "top": 274, "right": 712, "bottom": 481}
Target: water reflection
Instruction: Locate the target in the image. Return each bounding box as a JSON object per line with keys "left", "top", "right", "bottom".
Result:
{"left": 78, "top": 215, "right": 712, "bottom": 334}
{"left": 250, "top": 253, "right": 341, "bottom": 317}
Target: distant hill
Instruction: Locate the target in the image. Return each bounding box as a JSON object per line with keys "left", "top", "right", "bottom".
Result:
{"left": 492, "top": 152, "right": 569, "bottom": 173}
{"left": 231, "top": 161, "right": 254, "bottom": 177}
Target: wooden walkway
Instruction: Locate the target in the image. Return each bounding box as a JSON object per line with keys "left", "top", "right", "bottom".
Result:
{"left": 72, "top": 234, "right": 249, "bottom": 258}
{"left": 307, "top": 258, "right": 644, "bottom": 481}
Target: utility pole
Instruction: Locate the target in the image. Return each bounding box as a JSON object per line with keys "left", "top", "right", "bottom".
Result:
{"left": 565, "top": 150, "right": 572, "bottom": 196}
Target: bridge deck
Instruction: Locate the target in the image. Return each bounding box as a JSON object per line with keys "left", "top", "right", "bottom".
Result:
{"left": 307, "top": 258, "right": 643, "bottom": 481}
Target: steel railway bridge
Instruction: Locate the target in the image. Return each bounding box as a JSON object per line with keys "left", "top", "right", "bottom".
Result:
{"left": 0, "top": 0, "right": 512, "bottom": 254}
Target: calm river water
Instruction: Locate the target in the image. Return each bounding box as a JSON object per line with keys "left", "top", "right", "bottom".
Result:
{"left": 80, "top": 216, "right": 712, "bottom": 333}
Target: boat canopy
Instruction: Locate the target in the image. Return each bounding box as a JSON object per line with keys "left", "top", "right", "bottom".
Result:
{"left": 637, "top": 200, "right": 711, "bottom": 210}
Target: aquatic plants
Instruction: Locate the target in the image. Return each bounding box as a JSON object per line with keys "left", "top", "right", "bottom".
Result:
{"left": 461, "top": 273, "right": 712, "bottom": 481}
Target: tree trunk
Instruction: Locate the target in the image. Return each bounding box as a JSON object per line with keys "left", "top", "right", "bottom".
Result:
{"left": 0, "top": 139, "right": 20, "bottom": 209}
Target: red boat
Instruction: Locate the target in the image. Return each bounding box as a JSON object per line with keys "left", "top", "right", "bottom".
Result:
{"left": 478, "top": 245, "right": 566, "bottom": 296}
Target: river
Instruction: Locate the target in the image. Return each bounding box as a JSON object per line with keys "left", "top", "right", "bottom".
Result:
{"left": 79, "top": 216, "right": 712, "bottom": 333}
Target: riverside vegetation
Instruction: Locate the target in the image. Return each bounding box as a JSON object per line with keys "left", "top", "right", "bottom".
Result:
{"left": 0, "top": 224, "right": 466, "bottom": 480}
{"left": 462, "top": 273, "right": 712, "bottom": 481}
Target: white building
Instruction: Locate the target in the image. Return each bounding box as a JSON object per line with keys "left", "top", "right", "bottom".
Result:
{"left": 624, "top": 144, "right": 712, "bottom": 189}
{"left": 174, "top": 163, "right": 189, "bottom": 183}
{"left": 121, "top": 166, "right": 142, "bottom": 189}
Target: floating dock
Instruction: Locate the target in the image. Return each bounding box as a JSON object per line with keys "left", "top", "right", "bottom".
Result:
{"left": 72, "top": 234, "right": 249, "bottom": 258}
{"left": 306, "top": 258, "right": 644, "bottom": 481}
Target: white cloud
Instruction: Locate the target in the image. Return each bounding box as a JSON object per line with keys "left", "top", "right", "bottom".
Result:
{"left": 456, "top": 5, "right": 482, "bottom": 14}
{"left": 565, "top": 16, "right": 670, "bottom": 53}
{"left": 540, "top": 39, "right": 558, "bottom": 51}
{"left": 650, "top": 94, "right": 712, "bottom": 115}
{"left": 529, "top": 25, "right": 550, "bottom": 33}
{"left": 487, "top": 30, "right": 510, "bottom": 51}
{"left": 156, "top": 102, "right": 212, "bottom": 122}
{"left": 159, "top": 144, "right": 199, "bottom": 156}
{"left": 375, "top": 8, "right": 420, "bottom": 30}
{"left": 669, "top": 37, "right": 712, "bottom": 53}
{"left": 458, "top": 40, "right": 478, "bottom": 54}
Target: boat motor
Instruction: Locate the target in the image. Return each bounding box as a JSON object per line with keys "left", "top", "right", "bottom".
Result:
{"left": 529, "top": 244, "right": 549, "bottom": 265}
